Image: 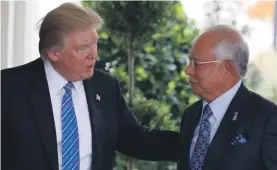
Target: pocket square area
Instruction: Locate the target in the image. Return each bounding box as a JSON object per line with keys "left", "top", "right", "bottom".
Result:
{"left": 231, "top": 134, "right": 247, "bottom": 146}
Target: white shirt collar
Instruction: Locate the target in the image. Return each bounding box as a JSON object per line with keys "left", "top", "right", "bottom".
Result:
{"left": 44, "top": 60, "right": 83, "bottom": 94}
{"left": 203, "top": 80, "right": 242, "bottom": 121}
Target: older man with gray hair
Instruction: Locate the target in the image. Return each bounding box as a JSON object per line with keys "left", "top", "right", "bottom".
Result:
{"left": 178, "top": 25, "right": 277, "bottom": 170}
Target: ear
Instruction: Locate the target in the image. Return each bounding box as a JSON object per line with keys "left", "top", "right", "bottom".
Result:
{"left": 223, "top": 61, "right": 232, "bottom": 81}
{"left": 224, "top": 62, "right": 231, "bottom": 74}
{"left": 47, "top": 49, "right": 61, "bottom": 62}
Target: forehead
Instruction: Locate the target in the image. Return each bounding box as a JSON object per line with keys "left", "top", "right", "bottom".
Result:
{"left": 66, "top": 28, "right": 98, "bottom": 45}
{"left": 190, "top": 32, "right": 218, "bottom": 60}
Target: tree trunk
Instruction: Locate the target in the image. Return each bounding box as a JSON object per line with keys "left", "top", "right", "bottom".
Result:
{"left": 127, "top": 35, "right": 135, "bottom": 108}
{"left": 125, "top": 156, "right": 135, "bottom": 170}
{"left": 126, "top": 34, "right": 136, "bottom": 170}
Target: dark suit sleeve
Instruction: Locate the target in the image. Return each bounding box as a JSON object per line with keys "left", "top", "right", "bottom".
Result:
{"left": 113, "top": 77, "right": 179, "bottom": 161}
{"left": 1, "top": 69, "right": 18, "bottom": 170}
{"left": 1, "top": 71, "right": 8, "bottom": 169}
{"left": 262, "top": 110, "right": 277, "bottom": 170}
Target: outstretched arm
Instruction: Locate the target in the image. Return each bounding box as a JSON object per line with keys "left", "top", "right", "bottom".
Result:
{"left": 113, "top": 77, "right": 180, "bottom": 161}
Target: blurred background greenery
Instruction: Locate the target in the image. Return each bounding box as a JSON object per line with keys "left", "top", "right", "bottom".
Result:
{"left": 82, "top": 1, "right": 277, "bottom": 170}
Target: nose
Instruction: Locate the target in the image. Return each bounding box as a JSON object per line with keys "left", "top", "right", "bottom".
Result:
{"left": 185, "top": 63, "right": 194, "bottom": 75}
{"left": 88, "top": 43, "right": 98, "bottom": 59}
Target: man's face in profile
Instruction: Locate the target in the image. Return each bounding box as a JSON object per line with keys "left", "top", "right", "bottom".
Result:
{"left": 185, "top": 33, "right": 226, "bottom": 100}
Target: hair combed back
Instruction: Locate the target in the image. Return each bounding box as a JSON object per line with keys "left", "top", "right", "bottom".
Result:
{"left": 214, "top": 39, "right": 249, "bottom": 78}
{"left": 38, "top": 3, "right": 103, "bottom": 57}
{"left": 206, "top": 25, "right": 250, "bottom": 78}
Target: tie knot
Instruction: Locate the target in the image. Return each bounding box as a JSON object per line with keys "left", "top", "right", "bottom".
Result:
{"left": 202, "top": 104, "right": 212, "bottom": 121}
{"left": 64, "top": 82, "right": 74, "bottom": 92}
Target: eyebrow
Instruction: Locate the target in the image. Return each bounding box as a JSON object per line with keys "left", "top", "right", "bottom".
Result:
{"left": 81, "top": 39, "right": 97, "bottom": 46}
{"left": 79, "top": 43, "right": 91, "bottom": 47}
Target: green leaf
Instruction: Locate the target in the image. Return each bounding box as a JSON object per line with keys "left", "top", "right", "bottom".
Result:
{"left": 99, "top": 32, "right": 109, "bottom": 39}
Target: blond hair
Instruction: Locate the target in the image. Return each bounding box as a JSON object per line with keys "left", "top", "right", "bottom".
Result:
{"left": 37, "top": 3, "right": 103, "bottom": 57}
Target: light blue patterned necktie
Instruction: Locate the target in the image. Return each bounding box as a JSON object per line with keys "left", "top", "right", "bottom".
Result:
{"left": 190, "top": 104, "right": 213, "bottom": 170}
{"left": 61, "top": 82, "right": 80, "bottom": 170}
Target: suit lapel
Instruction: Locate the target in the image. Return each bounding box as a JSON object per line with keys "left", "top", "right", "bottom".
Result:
{"left": 29, "top": 59, "right": 58, "bottom": 170}
{"left": 203, "top": 84, "right": 250, "bottom": 170}
{"left": 179, "top": 101, "right": 202, "bottom": 170}
{"left": 83, "top": 77, "right": 103, "bottom": 170}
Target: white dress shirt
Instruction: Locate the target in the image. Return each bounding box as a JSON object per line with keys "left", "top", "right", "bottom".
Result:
{"left": 44, "top": 60, "right": 92, "bottom": 170}
{"left": 190, "top": 80, "right": 242, "bottom": 158}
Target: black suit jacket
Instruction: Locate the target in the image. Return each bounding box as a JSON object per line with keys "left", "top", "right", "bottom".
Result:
{"left": 178, "top": 84, "right": 277, "bottom": 170}
{"left": 1, "top": 58, "right": 179, "bottom": 170}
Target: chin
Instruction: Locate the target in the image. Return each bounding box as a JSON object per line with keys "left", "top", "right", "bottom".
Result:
{"left": 191, "top": 86, "right": 203, "bottom": 96}
{"left": 79, "top": 67, "right": 95, "bottom": 80}
{"left": 86, "top": 69, "right": 94, "bottom": 78}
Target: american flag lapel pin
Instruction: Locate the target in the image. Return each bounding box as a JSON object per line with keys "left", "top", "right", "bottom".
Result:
{"left": 232, "top": 112, "right": 238, "bottom": 121}
{"left": 96, "top": 94, "right": 101, "bottom": 101}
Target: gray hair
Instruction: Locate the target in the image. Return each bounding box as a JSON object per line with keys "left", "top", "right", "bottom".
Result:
{"left": 206, "top": 25, "right": 250, "bottom": 78}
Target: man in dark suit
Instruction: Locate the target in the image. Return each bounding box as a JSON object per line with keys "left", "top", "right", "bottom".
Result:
{"left": 1, "top": 3, "right": 179, "bottom": 170}
{"left": 177, "top": 25, "right": 277, "bottom": 170}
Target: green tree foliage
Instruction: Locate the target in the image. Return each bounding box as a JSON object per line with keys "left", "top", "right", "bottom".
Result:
{"left": 82, "top": 1, "right": 199, "bottom": 169}
{"left": 83, "top": 0, "right": 199, "bottom": 117}
{"left": 83, "top": 1, "right": 174, "bottom": 112}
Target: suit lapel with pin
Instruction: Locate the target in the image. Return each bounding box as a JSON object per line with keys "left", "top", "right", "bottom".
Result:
{"left": 178, "top": 84, "right": 253, "bottom": 170}
{"left": 203, "top": 84, "right": 249, "bottom": 170}
{"left": 83, "top": 76, "right": 105, "bottom": 170}
{"left": 202, "top": 84, "right": 251, "bottom": 170}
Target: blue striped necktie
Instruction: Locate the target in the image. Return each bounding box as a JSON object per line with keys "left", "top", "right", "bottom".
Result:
{"left": 61, "top": 82, "right": 80, "bottom": 170}
{"left": 190, "top": 104, "right": 213, "bottom": 170}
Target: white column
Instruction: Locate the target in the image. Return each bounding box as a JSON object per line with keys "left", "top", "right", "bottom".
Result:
{"left": 1, "top": 1, "right": 28, "bottom": 69}
{"left": 1, "top": 1, "right": 9, "bottom": 69}
{"left": 13, "top": 1, "right": 27, "bottom": 67}
{"left": 1, "top": 1, "right": 15, "bottom": 69}
{"left": 24, "top": 0, "right": 40, "bottom": 64}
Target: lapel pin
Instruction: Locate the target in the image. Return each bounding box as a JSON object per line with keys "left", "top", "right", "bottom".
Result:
{"left": 232, "top": 112, "right": 238, "bottom": 121}
{"left": 96, "top": 94, "right": 101, "bottom": 101}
